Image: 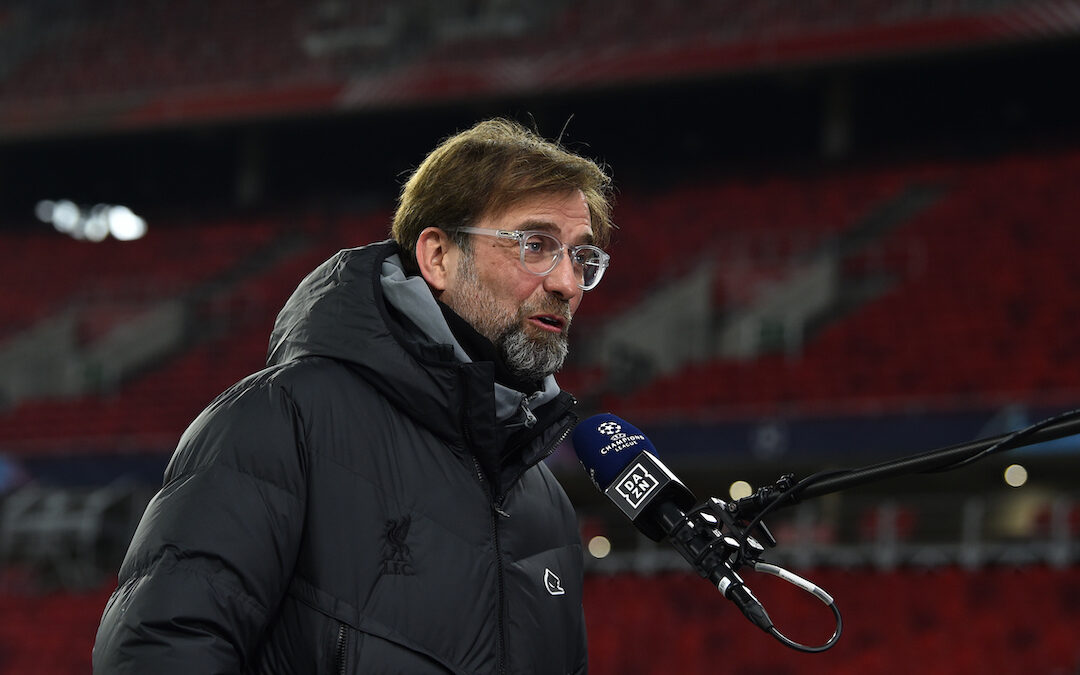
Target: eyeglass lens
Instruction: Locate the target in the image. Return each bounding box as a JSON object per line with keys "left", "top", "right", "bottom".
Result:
{"left": 520, "top": 232, "right": 605, "bottom": 288}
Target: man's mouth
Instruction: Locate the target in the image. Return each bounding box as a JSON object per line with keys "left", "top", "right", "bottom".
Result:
{"left": 529, "top": 314, "right": 567, "bottom": 333}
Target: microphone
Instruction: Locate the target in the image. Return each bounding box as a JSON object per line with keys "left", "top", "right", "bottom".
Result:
{"left": 571, "top": 412, "right": 696, "bottom": 541}
{"left": 572, "top": 413, "right": 772, "bottom": 630}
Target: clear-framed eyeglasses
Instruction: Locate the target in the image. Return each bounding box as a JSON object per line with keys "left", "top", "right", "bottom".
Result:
{"left": 450, "top": 227, "right": 611, "bottom": 291}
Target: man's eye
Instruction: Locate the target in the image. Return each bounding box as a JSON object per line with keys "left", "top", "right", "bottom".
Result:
{"left": 573, "top": 249, "right": 598, "bottom": 265}
{"left": 523, "top": 236, "right": 549, "bottom": 253}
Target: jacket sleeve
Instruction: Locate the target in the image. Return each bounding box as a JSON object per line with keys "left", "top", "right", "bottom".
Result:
{"left": 93, "top": 378, "right": 308, "bottom": 674}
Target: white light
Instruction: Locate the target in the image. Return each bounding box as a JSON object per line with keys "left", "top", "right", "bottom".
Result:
{"left": 51, "top": 200, "right": 80, "bottom": 233}
{"left": 729, "top": 480, "right": 753, "bottom": 500}
{"left": 1004, "top": 464, "right": 1028, "bottom": 488}
{"left": 34, "top": 200, "right": 55, "bottom": 223}
{"left": 108, "top": 205, "right": 147, "bottom": 241}
{"left": 37, "top": 199, "right": 148, "bottom": 242}
{"left": 83, "top": 205, "right": 110, "bottom": 242}
{"left": 587, "top": 535, "right": 611, "bottom": 559}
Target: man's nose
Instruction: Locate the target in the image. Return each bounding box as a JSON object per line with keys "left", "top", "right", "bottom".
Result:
{"left": 543, "top": 251, "right": 582, "bottom": 301}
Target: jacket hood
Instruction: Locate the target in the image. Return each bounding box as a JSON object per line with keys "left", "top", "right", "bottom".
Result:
{"left": 266, "top": 241, "right": 564, "bottom": 442}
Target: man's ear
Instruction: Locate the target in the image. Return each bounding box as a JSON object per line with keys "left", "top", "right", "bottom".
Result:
{"left": 415, "top": 227, "right": 457, "bottom": 291}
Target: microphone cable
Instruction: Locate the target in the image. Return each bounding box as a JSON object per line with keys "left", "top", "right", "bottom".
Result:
{"left": 752, "top": 561, "right": 843, "bottom": 653}
{"left": 926, "top": 406, "right": 1080, "bottom": 473}
{"left": 726, "top": 470, "right": 850, "bottom": 652}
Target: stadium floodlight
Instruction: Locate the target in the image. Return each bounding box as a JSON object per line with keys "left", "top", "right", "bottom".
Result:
{"left": 34, "top": 199, "right": 56, "bottom": 223}
{"left": 107, "top": 205, "right": 147, "bottom": 241}
{"left": 84, "top": 204, "right": 111, "bottom": 242}
{"left": 49, "top": 200, "right": 81, "bottom": 234}
{"left": 34, "top": 199, "right": 148, "bottom": 242}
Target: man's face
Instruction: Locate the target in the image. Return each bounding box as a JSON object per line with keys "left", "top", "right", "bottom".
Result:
{"left": 440, "top": 189, "right": 593, "bottom": 381}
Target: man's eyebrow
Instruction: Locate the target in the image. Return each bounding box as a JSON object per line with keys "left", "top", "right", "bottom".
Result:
{"left": 513, "top": 219, "right": 559, "bottom": 233}
{"left": 514, "top": 219, "right": 596, "bottom": 245}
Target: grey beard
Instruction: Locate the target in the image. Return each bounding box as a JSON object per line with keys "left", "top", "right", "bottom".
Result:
{"left": 444, "top": 246, "right": 571, "bottom": 381}
{"left": 498, "top": 323, "right": 569, "bottom": 382}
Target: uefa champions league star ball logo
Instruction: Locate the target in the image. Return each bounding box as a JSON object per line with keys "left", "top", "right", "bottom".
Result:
{"left": 597, "top": 421, "right": 621, "bottom": 436}
{"left": 595, "top": 419, "right": 632, "bottom": 455}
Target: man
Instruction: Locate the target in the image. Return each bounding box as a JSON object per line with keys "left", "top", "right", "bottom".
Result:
{"left": 93, "top": 118, "right": 615, "bottom": 674}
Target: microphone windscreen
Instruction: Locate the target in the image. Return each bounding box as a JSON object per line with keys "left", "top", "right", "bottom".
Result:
{"left": 573, "top": 413, "right": 658, "bottom": 490}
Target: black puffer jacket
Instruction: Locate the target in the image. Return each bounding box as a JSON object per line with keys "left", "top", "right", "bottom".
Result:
{"left": 93, "top": 241, "right": 587, "bottom": 674}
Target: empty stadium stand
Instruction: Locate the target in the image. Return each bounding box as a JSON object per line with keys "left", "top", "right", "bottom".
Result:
{"left": 588, "top": 147, "right": 1080, "bottom": 419}
{"left": 2, "top": 146, "right": 1078, "bottom": 446}
{"left": 1, "top": 565, "right": 1076, "bottom": 674}
{"left": 2, "top": 5, "right": 1079, "bottom": 671}
{"left": 2, "top": 0, "right": 1076, "bottom": 137}
{"left": 581, "top": 565, "right": 1080, "bottom": 674}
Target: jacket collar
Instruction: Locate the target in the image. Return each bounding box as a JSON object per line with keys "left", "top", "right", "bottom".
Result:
{"left": 266, "top": 241, "right": 576, "bottom": 486}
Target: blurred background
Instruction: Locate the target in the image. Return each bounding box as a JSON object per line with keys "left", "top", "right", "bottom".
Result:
{"left": 1, "top": 0, "right": 1079, "bottom": 672}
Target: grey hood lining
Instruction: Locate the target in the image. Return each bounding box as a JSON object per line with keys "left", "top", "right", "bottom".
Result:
{"left": 379, "top": 253, "right": 561, "bottom": 424}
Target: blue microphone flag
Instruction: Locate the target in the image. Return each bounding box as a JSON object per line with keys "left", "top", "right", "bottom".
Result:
{"left": 573, "top": 413, "right": 696, "bottom": 541}
{"left": 572, "top": 413, "right": 658, "bottom": 490}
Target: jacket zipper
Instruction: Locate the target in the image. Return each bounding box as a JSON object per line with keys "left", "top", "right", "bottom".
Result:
{"left": 487, "top": 413, "right": 576, "bottom": 674}
{"left": 472, "top": 455, "right": 508, "bottom": 675}
{"left": 496, "top": 410, "right": 577, "bottom": 503}
{"left": 536, "top": 414, "right": 576, "bottom": 465}
{"left": 465, "top": 397, "right": 577, "bottom": 675}
{"left": 492, "top": 491, "right": 508, "bottom": 675}
{"left": 334, "top": 622, "right": 348, "bottom": 675}
{"left": 519, "top": 393, "right": 538, "bottom": 428}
